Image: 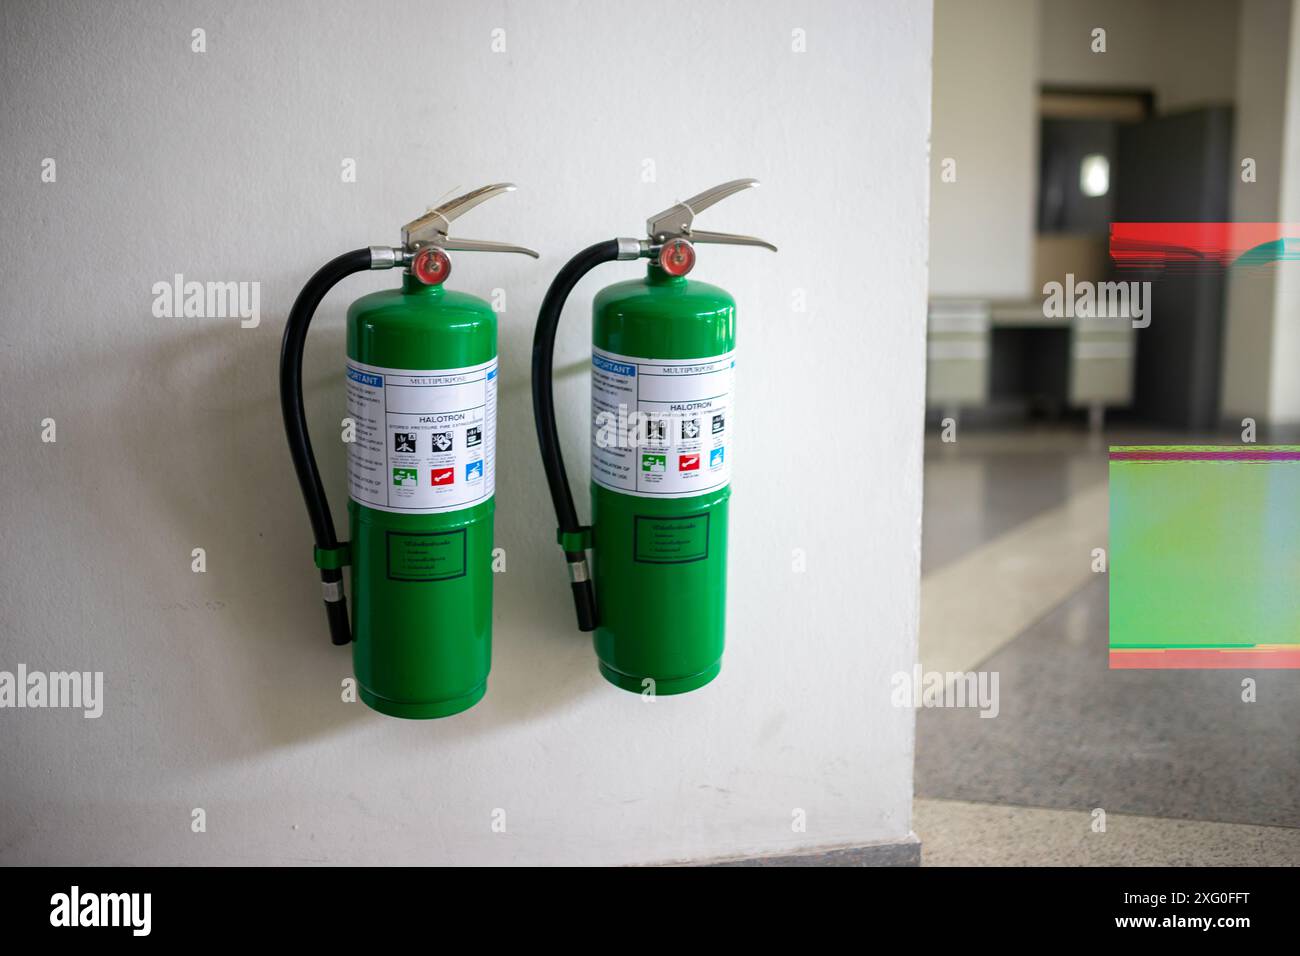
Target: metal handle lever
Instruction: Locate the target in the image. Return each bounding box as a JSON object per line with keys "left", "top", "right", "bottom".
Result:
{"left": 645, "top": 177, "right": 775, "bottom": 251}
{"left": 442, "top": 237, "right": 540, "bottom": 258}
{"left": 689, "top": 229, "right": 778, "bottom": 253}
{"left": 401, "top": 183, "right": 538, "bottom": 257}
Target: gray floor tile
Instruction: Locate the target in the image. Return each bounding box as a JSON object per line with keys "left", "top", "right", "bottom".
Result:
{"left": 915, "top": 797, "right": 1300, "bottom": 866}
{"left": 915, "top": 576, "right": 1300, "bottom": 829}
{"left": 922, "top": 431, "right": 1107, "bottom": 574}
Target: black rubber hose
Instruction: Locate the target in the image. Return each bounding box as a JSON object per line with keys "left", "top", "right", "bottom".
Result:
{"left": 280, "top": 247, "right": 373, "bottom": 646}
{"left": 531, "top": 240, "right": 622, "bottom": 632}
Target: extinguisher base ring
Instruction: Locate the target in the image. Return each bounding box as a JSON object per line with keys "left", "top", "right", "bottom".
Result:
{"left": 358, "top": 680, "right": 487, "bottom": 720}
{"left": 596, "top": 659, "right": 721, "bottom": 697}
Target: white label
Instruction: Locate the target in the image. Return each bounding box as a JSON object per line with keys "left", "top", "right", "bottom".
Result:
{"left": 590, "top": 346, "right": 733, "bottom": 498}
{"left": 346, "top": 358, "right": 496, "bottom": 514}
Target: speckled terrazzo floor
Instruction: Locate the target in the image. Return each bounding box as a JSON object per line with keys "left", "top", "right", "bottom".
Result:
{"left": 916, "top": 574, "right": 1300, "bottom": 829}
{"left": 916, "top": 426, "right": 1300, "bottom": 865}
{"left": 915, "top": 798, "right": 1300, "bottom": 866}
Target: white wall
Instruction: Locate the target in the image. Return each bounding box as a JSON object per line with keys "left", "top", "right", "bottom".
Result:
{"left": 1269, "top": 3, "right": 1300, "bottom": 423}
{"left": 0, "top": 1, "right": 932, "bottom": 864}
{"left": 930, "top": 0, "right": 1040, "bottom": 299}
{"left": 930, "top": 0, "right": 1243, "bottom": 302}
{"left": 1221, "top": 0, "right": 1293, "bottom": 422}
{"left": 1039, "top": 0, "right": 1239, "bottom": 111}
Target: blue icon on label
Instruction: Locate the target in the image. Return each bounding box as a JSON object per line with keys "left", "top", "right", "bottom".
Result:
{"left": 465, "top": 460, "right": 484, "bottom": 481}
{"left": 709, "top": 448, "right": 725, "bottom": 468}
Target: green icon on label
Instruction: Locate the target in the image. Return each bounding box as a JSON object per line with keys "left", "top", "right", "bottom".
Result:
{"left": 641, "top": 453, "right": 666, "bottom": 473}
{"left": 392, "top": 467, "right": 418, "bottom": 487}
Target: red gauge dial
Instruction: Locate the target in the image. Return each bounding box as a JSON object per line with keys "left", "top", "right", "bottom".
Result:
{"left": 659, "top": 238, "right": 696, "bottom": 277}
{"left": 412, "top": 246, "right": 451, "bottom": 286}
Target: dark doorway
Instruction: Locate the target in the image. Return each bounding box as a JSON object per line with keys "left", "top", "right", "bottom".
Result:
{"left": 1113, "top": 106, "right": 1233, "bottom": 431}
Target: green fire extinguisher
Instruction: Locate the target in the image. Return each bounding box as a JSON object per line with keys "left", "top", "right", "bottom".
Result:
{"left": 531, "top": 179, "right": 774, "bottom": 695}
{"left": 280, "top": 184, "right": 537, "bottom": 718}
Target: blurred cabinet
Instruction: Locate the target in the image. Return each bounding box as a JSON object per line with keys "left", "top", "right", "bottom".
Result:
{"left": 927, "top": 298, "right": 1134, "bottom": 420}
{"left": 927, "top": 300, "right": 990, "bottom": 409}
{"left": 1070, "top": 314, "right": 1135, "bottom": 408}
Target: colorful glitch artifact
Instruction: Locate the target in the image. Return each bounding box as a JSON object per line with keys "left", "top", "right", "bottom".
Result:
{"left": 1109, "top": 446, "right": 1300, "bottom": 668}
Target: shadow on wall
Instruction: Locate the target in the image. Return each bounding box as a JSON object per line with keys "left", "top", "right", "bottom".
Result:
{"left": 92, "top": 279, "right": 609, "bottom": 762}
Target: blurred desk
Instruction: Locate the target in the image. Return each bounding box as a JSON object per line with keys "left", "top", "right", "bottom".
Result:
{"left": 928, "top": 298, "right": 1135, "bottom": 425}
